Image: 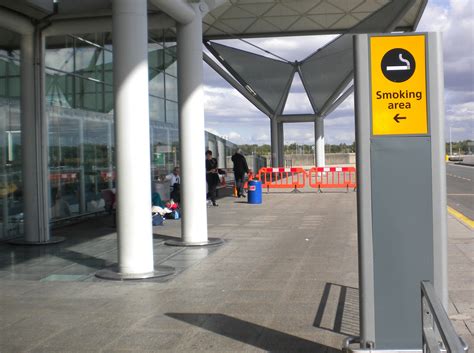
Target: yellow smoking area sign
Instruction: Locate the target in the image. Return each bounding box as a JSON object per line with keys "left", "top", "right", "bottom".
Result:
{"left": 370, "top": 35, "right": 428, "bottom": 135}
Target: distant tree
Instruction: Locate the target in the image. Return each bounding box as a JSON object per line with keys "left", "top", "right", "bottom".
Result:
{"left": 445, "top": 140, "right": 473, "bottom": 155}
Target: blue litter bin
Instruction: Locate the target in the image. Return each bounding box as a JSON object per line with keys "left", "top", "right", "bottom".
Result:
{"left": 247, "top": 180, "right": 262, "bottom": 204}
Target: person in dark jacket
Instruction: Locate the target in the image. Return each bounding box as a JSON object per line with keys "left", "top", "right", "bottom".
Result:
{"left": 205, "top": 150, "right": 220, "bottom": 206}
{"left": 231, "top": 149, "right": 249, "bottom": 198}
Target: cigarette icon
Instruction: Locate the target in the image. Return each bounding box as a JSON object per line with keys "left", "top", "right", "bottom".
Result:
{"left": 386, "top": 53, "right": 411, "bottom": 71}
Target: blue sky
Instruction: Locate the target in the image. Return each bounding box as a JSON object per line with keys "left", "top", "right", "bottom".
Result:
{"left": 203, "top": 0, "right": 473, "bottom": 145}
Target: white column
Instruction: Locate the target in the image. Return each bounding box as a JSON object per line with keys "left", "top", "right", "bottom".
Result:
{"left": 173, "top": 2, "right": 218, "bottom": 245}
{"left": 270, "top": 118, "right": 279, "bottom": 167}
{"left": 315, "top": 116, "right": 325, "bottom": 167}
{"left": 113, "top": 0, "right": 154, "bottom": 274}
{"left": 107, "top": 122, "right": 114, "bottom": 189}
{"left": 19, "top": 33, "right": 52, "bottom": 244}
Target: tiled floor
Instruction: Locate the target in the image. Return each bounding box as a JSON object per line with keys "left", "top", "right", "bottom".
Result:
{"left": 0, "top": 215, "right": 220, "bottom": 282}
{"left": 0, "top": 190, "right": 472, "bottom": 352}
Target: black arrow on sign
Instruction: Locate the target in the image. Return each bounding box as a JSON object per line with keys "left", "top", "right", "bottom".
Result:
{"left": 393, "top": 113, "right": 407, "bottom": 123}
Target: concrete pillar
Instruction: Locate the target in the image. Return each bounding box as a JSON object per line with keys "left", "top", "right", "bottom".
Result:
{"left": 165, "top": 2, "right": 221, "bottom": 247}
{"left": 270, "top": 118, "right": 279, "bottom": 167}
{"left": 217, "top": 138, "right": 225, "bottom": 169}
{"left": 97, "top": 0, "right": 169, "bottom": 279}
{"left": 107, "top": 122, "right": 114, "bottom": 189}
{"left": 277, "top": 122, "right": 284, "bottom": 167}
{"left": 315, "top": 116, "right": 325, "bottom": 167}
{"left": 12, "top": 33, "right": 60, "bottom": 245}
{"left": 79, "top": 119, "right": 86, "bottom": 213}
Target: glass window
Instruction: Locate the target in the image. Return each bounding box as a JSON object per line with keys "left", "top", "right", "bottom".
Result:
{"left": 104, "top": 92, "right": 113, "bottom": 113}
{"left": 0, "top": 29, "right": 183, "bottom": 226}
{"left": 169, "top": 128, "right": 179, "bottom": 167}
{"left": 45, "top": 47, "right": 75, "bottom": 73}
{"left": 0, "top": 59, "right": 6, "bottom": 75}
{"left": 149, "top": 96, "right": 165, "bottom": 122}
{"left": 0, "top": 78, "right": 5, "bottom": 97}
{"left": 164, "top": 47, "right": 177, "bottom": 77}
{"left": 7, "top": 60, "right": 20, "bottom": 76}
{"left": 165, "top": 101, "right": 178, "bottom": 126}
{"left": 150, "top": 125, "right": 169, "bottom": 177}
{"left": 165, "top": 74, "right": 177, "bottom": 102}
{"left": 75, "top": 77, "right": 104, "bottom": 112}
{"left": 149, "top": 72, "right": 165, "bottom": 98}
{"left": 48, "top": 109, "right": 82, "bottom": 219}
{"left": 0, "top": 101, "right": 23, "bottom": 234}
{"left": 104, "top": 68, "right": 113, "bottom": 90}
{"left": 75, "top": 46, "right": 97, "bottom": 73}
{"left": 7, "top": 77, "right": 20, "bottom": 98}
{"left": 83, "top": 119, "right": 111, "bottom": 211}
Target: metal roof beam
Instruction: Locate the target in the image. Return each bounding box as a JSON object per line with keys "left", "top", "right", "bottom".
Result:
{"left": 43, "top": 13, "right": 174, "bottom": 37}
{"left": 148, "top": 0, "right": 195, "bottom": 25}
{"left": 275, "top": 114, "right": 316, "bottom": 124}
{"left": 320, "top": 86, "right": 354, "bottom": 118}
{"left": 203, "top": 52, "right": 272, "bottom": 117}
{"left": 0, "top": 6, "right": 34, "bottom": 34}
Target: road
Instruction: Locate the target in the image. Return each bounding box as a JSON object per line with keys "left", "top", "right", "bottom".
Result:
{"left": 446, "top": 163, "right": 474, "bottom": 221}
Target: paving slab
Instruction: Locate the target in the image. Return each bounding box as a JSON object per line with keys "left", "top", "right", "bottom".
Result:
{"left": 0, "top": 190, "right": 472, "bottom": 352}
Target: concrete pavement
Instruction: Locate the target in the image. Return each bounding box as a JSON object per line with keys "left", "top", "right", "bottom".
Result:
{"left": 0, "top": 190, "right": 472, "bottom": 352}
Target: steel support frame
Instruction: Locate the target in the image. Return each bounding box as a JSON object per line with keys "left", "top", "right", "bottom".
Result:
{"left": 203, "top": 52, "right": 272, "bottom": 116}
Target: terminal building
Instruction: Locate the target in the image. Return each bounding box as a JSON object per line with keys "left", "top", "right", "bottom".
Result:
{"left": 0, "top": 1, "right": 427, "bottom": 277}
{"left": 0, "top": 32, "right": 236, "bottom": 237}
{"left": 5, "top": 1, "right": 469, "bottom": 351}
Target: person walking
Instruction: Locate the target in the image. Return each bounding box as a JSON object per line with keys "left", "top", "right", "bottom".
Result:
{"left": 231, "top": 149, "right": 249, "bottom": 198}
{"left": 205, "top": 150, "right": 220, "bottom": 206}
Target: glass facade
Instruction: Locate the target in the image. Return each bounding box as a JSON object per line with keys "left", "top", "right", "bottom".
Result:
{"left": 0, "top": 30, "right": 237, "bottom": 240}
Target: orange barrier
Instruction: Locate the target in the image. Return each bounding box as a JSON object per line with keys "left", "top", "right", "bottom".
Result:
{"left": 257, "top": 167, "right": 306, "bottom": 192}
{"left": 49, "top": 172, "right": 78, "bottom": 183}
{"left": 308, "top": 167, "right": 357, "bottom": 192}
{"left": 243, "top": 171, "right": 254, "bottom": 190}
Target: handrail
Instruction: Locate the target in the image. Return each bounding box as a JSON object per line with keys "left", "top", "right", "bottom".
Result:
{"left": 421, "top": 281, "right": 468, "bottom": 353}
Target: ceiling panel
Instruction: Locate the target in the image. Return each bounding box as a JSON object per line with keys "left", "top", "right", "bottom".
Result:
{"left": 204, "top": 0, "right": 427, "bottom": 39}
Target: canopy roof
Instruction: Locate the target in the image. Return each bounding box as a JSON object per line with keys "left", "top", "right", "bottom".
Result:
{"left": 203, "top": 0, "right": 427, "bottom": 39}
{"left": 0, "top": 0, "right": 427, "bottom": 44}
{"left": 205, "top": 0, "right": 423, "bottom": 118}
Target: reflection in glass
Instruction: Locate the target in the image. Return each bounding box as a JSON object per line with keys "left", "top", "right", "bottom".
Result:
{"left": 0, "top": 29, "right": 237, "bottom": 237}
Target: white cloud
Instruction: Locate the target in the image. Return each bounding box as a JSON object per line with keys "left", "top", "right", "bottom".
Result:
{"left": 325, "top": 115, "right": 354, "bottom": 127}
{"left": 204, "top": 86, "right": 263, "bottom": 120}
{"left": 228, "top": 131, "right": 241, "bottom": 141}
{"left": 446, "top": 101, "right": 474, "bottom": 122}
{"left": 282, "top": 92, "right": 314, "bottom": 114}
{"left": 254, "top": 133, "right": 269, "bottom": 143}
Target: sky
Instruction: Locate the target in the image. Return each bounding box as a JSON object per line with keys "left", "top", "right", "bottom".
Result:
{"left": 202, "top": 0, "right": 473, "bottom": 145}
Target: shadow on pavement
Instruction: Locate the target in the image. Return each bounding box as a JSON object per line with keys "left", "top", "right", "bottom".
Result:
{"left": 313, "top": 283, "right": 359, "bottom": 337}
{"left": 167, "top": 312, "right": 341, "bottom": 352}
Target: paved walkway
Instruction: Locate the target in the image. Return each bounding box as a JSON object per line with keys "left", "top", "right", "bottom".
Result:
{"left": 0, "top": 190, "right": 472, "bottom": 352}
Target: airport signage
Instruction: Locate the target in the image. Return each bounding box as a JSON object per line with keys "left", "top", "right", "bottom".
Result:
{"left": 370, "top": 35, "right": 428, "bottom": 135}
{"left": 354, "top": 32, "right": 446, "bottom": 349}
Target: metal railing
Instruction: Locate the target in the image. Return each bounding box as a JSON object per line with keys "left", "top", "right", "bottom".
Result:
{"left": 421, "top": 281, "right": 468, "bottom": 353}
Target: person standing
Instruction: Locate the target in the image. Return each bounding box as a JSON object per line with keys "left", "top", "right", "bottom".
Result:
{"left": 205, "top": 150, "right": 220, "bottom": 206}
{"left": 164, "top": 166, "right": 180, "bottom": 203}
{"left": 231, "top": 149, "right": 249, "bottom": 198}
